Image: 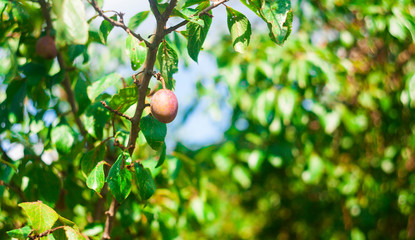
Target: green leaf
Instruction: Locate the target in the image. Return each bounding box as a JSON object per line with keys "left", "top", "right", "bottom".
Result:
{"left": 99, "top": 15, "right": 117, "bottom": 44}
{"left": 140, "top": 114, "right": 167, "bottom": 151}
{"left": 128, "top": 11, "right": 149, "bottom": 30}
{"left": 176, "top": 8, "right": 204, "bottom": 26}
{"left": 83, "top": 100, "right": 110, "bottom": 140}
{"left": 86, "top": 161, "right": 105, "bottom": 195}
{"left": 157, "top": 40, "right": 179, "bottom": 89}
{"left": 260, "top": 0, "right": 292, "bottom": 44}
{"left": 74, "top": 73, "right": 91, "bottom": 115}
{"left": 25, "top": 166, "right": 61, "bottom": 207}
{"left": 182, "top": 0, "right": 209, "bottom": 9}
{"left": 108, "top": 86, "right": 139, "bottom": 114}
{"left": 64, "top": 226, "right": 86, "bottom": 240}
{"left": 7, "top": 226, "right": 32, "bottom": 239}
{"left": 187, "top": 14, "right": 212, "bottom": 62}
{"left": 19, "top": 201, "right": 59, "bottom": 233}
{"left": 226, "top": 7, "right": 252, "bottom": 53}
{"left": 126, "top": 35, "right": 147, "bottom": 70}
{"left": 51, "top": 124, "right": 75, "bottom": 154}
{"left": 107, "top": 153, "right": 132, "bottom": 202}
{"left": 52, "top": 0, "right": 89, "bottom": 45}
{"left": 87, "top": 73, "right": 122, "bottom": 102}
{"left": 81, "top": 144, "right": 105, "bottom": 177}
{"left": 134, "top": 163, "right": 156, "bottom": 200}
{"left": 241, "top": 0, "right": 292, "bottom": 44}
{"left": 155, "top": 143, "right": 166, "bottom": 168}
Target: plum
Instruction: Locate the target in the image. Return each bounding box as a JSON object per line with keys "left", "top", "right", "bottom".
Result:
{"left": 150, "top": 89, "right": 178, "bottom": 123}
{"left": 36, "top": 35, "right": 57, "bottom": 59}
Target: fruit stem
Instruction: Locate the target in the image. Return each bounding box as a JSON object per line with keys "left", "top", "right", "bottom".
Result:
{"left": 153, "top": 72, "right": 166, "bottom": 89}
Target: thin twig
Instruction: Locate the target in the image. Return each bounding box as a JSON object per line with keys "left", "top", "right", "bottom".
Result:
{"left": 29, "top": 226, "right": 65, "bottom": 240}
{"left": 165, "top": 0, "right": 229, "bottom": 35}
{"left": 58, "top": 54, "right": 88, "bottom": 137}
{"left": 87, "top": 0, "right": 150, "bottom": 47}
{"left": 113, "top": 139, "right": 127, "bottom": 151}
{"left": 101, "top": 101, "right": 132, "bottom": 121}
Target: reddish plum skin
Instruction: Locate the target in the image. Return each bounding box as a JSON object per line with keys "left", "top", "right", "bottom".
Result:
{"left": 36, "top": 36, "right": 58, "bottom": 59}
{"left": 150, "top": 89, "right": 178, "bottom": 123}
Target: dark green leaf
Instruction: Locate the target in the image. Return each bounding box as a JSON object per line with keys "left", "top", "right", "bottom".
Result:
{"left": 107, "top": 152, "right": 132, "bottom": 202}
{"left": 86, "top": 161, "right": 105, "bottom": 195}
{"left": 81, "top": 144, "right": 105, "bottom": 177}
{"left": 128, "top": 11, "right": 149, "bottom": 30}
{"left": 5, "top": 80, "right": 26, "bottom": 123}
{"left": 126, "top": 35, "right": 147, "bottom": 70}
{"left": 226, "top": 7, "right": 252, "bottom": 53}
{"left": 157, "top": 40, "right": 178, "bottom": 89}
{"left": 19, "top": 201, "right": 59, "bottom": 233}
{"left": 7, "top": 226, "right": 32, "bottom": 239}
{"left": 140, "top": 114, "right": 167, "bottom": 151}
{"left": 155, "top": 142, "right": 166, "bottom": 168}
{"left": 74, "top": 72, "right": 91, "bottom": 115}
{"left": 187, "top": 14, "right": 212, "bottom": 62}
{"left": 83, "top": 100, "right": 110, "bottom": 140}
{"left": 25, "top": 166, "right": 61, "bottom": 207}
{"left": 134, "top": 163, "right": 156, "bottom": 200}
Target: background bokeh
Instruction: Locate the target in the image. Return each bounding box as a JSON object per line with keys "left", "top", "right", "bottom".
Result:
{"left": 1, "top": 0, "right": 415, "bottom": 239}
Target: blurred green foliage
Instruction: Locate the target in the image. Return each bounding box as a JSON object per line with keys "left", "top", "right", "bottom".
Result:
{"left": 1, "top": 0, "right": 415, "bottom": 239}
{"left": 185, "top": 0, "right": 415, "bottom": 239}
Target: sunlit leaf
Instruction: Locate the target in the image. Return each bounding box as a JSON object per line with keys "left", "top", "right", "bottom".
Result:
{"left": 19, "top": 201, "right": 59, "bottom": 233}
{"left": 157, "top": 40, "right": 178, "bottom": 89}
{"left": 52, "top": 0, "right": 89, "bottom": 45}
{"left": 86, "top": 161, "right": 105, "bottom": 195}
{"left": 226, "top": 7, "right": 251, "bottom": 53}
{"left": 126, "top": 35, "right": 147, "bottom": 70}
{"left": 187, "top": 13, "right": 212, "bottom": 62}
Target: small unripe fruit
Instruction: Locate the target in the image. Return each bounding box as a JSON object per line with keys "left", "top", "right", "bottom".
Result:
{"left": 150, "top": 89, "right": 178, "bottom": 123}
{"left": 36, "top": 36, "right": 57, "bottom": 59}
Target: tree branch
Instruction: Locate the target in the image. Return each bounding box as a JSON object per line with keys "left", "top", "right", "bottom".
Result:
{"left": 87, "top": 0, "right": 150, "bottom": 47}
{"left": 164, "top": 0, "right": 229, "bottom": 35}
{"left": 38, "top": 0, "right": 52, "bottom": 35}
{"left": 162, "top": 0, "right": 178, "bottom": 21}
{"left": 148, "top": 0, "right": 161, "bottom": 21}
{"left": 58, "top": 54, "right": 88, "bottom": 137}
{"left": 101, "top": 101, "right": 132, "bottom": 121}
{"left": 101, "top": 197, "right": 119, "bottom": 240}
